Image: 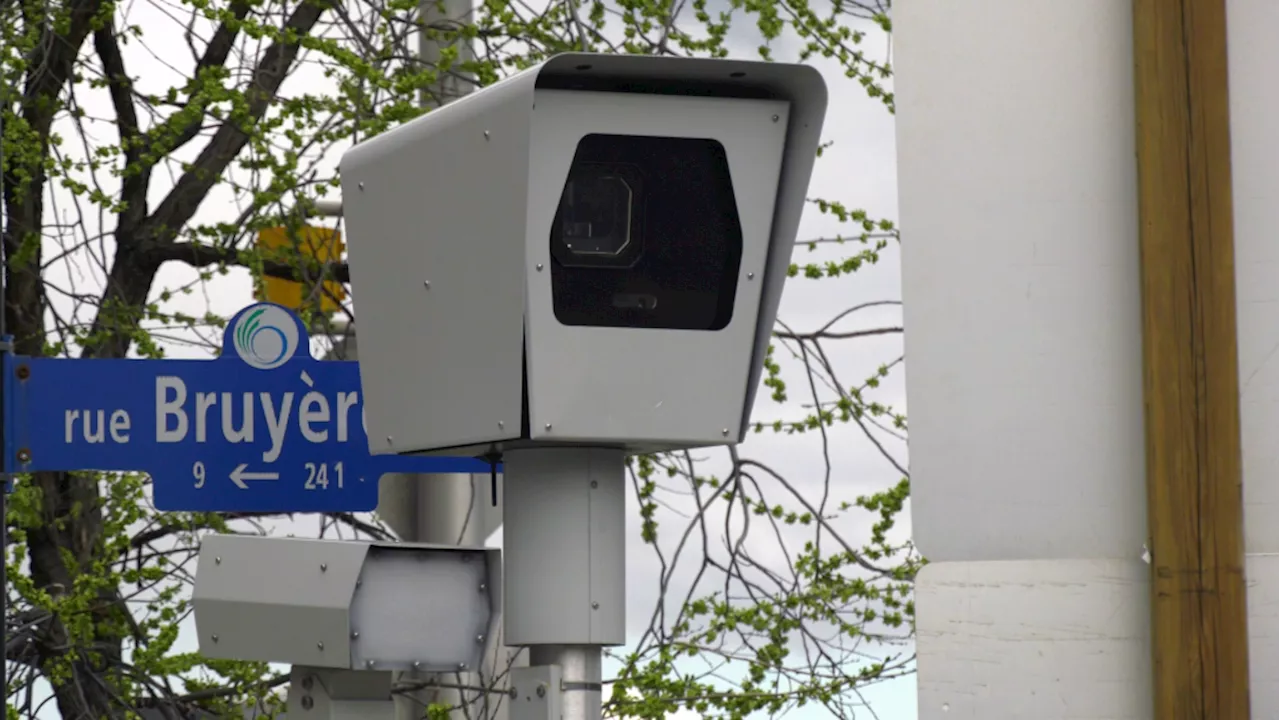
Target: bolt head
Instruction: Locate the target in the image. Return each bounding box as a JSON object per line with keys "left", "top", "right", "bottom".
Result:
{"left": 320, "top": 563, "right": 328, "bottom": 572}
{"left": 536, "top": 263, "right": 544, "bottom": 271}
{"left": 771, "top": 114, "right": 780, "bottom": 122}
{"left": 457, "top": 663, "right": 467, "bottom": 671}
{"left": 351, "top": 631, "right": 360, "bottom": 639}
{"left": 366, "top": 660, "right": 376, "bottom": 669}
{"left": 478, "top": 583, "right": 487, "bottom": 592}
{"left": 214, "top": 557, "right": 222, "bottom": 564}
{"left": 211, "top": 634, "right": 219, "bottom": 643}
{"left": 747, "top": 272, "right": 755, "bottom": 280}
{"left": 413, "top": 661, "right": 422, "bottom": 669}
{"left": 536, "top": 684, "right": 547, "bottom": 698}
{"left": 722, "top": 428, "right": 730, "bottom": 436}
{"left": 317, "top": 641, "right": 324, "bottom": 650}
{"left": 16, "top": 449, "right": 31, "bottom": 463}
{"left": 358, "top": 182, "right": 365, "bottom": 190}
{"left": 423, "top": 280, "right": 431, "bottom": 289}
{"left": 544, "top": 423, "right": 552, "bottom": 431}
{"left": 591, "top": 601, "right": 600, "bottom": 610}
{"left": 475, "top": 634, "right": 485, "bottom": 644}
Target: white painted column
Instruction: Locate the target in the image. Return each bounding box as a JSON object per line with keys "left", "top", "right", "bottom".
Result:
{"left": 892, "top": 2, "right": 1277, "bottom": 718}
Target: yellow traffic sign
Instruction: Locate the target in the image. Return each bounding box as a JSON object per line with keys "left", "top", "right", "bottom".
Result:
{"left": 255, "top": 225, "right": 346, "bottom": 313}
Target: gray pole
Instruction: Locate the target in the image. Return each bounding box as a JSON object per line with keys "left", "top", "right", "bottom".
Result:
{"left": 504, "top": 448, "right": 627, "bottom": 720}
{"left": 417, "top": 0, "right": 474, "bottom": 107}
{"left": 0, "top": 98, "right": 8, "bottom": 718}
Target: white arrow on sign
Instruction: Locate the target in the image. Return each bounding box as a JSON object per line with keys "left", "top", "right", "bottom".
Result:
{"left": 230, "top": 464, "right": 280, "bottom": 489}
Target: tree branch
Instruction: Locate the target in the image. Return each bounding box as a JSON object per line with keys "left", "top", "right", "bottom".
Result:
{"left": 127, "top": 512, "right": 296, "bottom": 551}
{"left": 80, "top": 0, "right": 330, "bottom": 359}
{"left": 135, "top": 0, "right": 253, "bottom": 171}
{"left": 141, "top": 0, "right": 331, "bottom": 252}
{"left": 93, "top": 23, "right": 147, "bottom": 236}
{"left": 4, "top": 0, "right": 107, "bottom": 355}
{"left": 169, "top": 673, "right": 289, "bottom": 704}
{"left": 774, "top": 326, "right": 902, "bottom": 341}
{"left": 155, "top": 240, "right": 351, "bottom": 283}
{"left": 19, "top": 0, "right": 103, "bottom": 123}
{"left": 327, "top": 512, "right": 396, "bottom": 540}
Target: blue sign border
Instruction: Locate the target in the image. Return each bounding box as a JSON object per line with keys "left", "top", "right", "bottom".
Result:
{"left": 1, "top": 304, "right": 497, "bottom": 513}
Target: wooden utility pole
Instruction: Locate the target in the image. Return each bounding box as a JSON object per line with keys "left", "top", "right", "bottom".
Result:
{"left": 1131, "top": 1, "right": 1251, "bottom": 718}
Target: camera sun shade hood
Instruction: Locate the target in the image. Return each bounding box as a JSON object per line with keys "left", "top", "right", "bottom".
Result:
{"left": 340, "top": 52, "right": 827, "bottom": 457}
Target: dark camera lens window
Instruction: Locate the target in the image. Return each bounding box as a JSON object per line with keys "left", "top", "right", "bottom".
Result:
{"left": 558, "top": 170, "right": 635, "bottom": 259}
{"left": 549, "top": 134, "right": 744, "bottom": 331}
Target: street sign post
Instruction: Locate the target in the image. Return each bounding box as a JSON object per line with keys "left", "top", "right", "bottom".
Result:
{"left": 1, "top": 303, "right": 492, "bottom": 513}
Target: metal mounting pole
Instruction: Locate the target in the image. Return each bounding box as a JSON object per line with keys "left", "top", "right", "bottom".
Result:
{"left": 0, "top": 103, "right": 8, "bottom": 715}
{"left": 418, "top": 0, "right": 474, "bottom": 107}
{"left": 523, "top": 647, "right": 602, "bottom": 720}
{"left": 503, "top": 448, "right": 626, "bottom": 720}
{"left": 309, "top": 200, "right": 343, "bottom": 218}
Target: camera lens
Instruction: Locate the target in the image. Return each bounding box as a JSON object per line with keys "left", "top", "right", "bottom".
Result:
{"left": 549, "top": 134, "right": 743, "bottom": 332}
{"left": 551, "top": 162, "right": 644, "bottom": 269}
{"left": 559, "top": 168, "right": 633, "bottom": 257}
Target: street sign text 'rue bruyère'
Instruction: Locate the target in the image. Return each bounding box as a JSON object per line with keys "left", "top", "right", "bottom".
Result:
{"left": 2, "top": 303, "right": 491, "bottom": 512}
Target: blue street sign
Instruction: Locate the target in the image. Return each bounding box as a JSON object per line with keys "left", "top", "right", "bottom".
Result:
{"left": 1, "top": 303, "right": 494, "bottom": 512}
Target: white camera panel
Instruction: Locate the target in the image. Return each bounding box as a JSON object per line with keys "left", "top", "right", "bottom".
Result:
{"left": 347, "top": 546, "right": 498, "bottom": 671}
{"left": 194, "top": 534, "right": 369, "bottom": 667}
{"left": 523, "top": 90, "right": 789, "bottom": 446}
{"left": 341, "top": 73, "right": 536, "bottom": 455}
{"left": 193, "top": 535, "right": 501, "bottom": 671}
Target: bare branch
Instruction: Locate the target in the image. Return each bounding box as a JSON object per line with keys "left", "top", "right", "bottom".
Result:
{"left": 136, "top": 0, "right": 253, "bottom": 167}
{"left": 154, "top": 239, "right": 351, "bottom": 283}
{"left": 142, "top": 0, "right": 329, "bottom": 249}
{"left": 93, "top": 23, "right": 148, "bottom": 237}
{"left": 775, "top": 325, "right": 902, "bottom": 341}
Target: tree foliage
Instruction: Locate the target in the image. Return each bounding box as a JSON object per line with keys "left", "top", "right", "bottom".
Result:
{"left": 0, "top": 0, "right": 917, "bottom": 715}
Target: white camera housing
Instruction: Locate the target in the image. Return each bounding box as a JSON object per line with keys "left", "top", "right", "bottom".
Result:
{"left": 193, "top": 535, "right": 501, "bottom": 672}
{"left": 340, "top": 53, "right": 826, "bottom": 457}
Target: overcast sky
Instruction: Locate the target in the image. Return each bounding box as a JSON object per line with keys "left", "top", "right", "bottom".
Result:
{"left": 24, "top": 2, "right": 916, "bottom": 717}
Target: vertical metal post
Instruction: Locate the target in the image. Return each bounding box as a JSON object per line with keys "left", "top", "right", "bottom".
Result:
{"left": 1, "top": 104, "right": 9, "bottom": 711}
{"left": 418, "top": 0, "right": 475, "bottom": 107}
{"left": 525, "top": 647, "right": 602, "bottom": 720}
{"left": 503, "top": 448, "right": 626, "bottom": 720}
